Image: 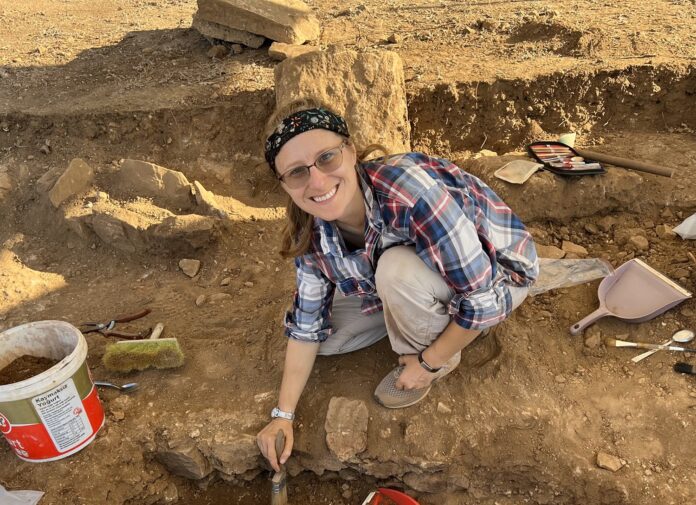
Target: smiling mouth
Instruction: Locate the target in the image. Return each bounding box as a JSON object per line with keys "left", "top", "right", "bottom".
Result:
{"left": 311, "top": 184, "right": 338, "bottom": 203}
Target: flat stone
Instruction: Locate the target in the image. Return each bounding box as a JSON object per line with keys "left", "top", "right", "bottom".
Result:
{"left": 628, "top": 235, "right": 649, "bottom": 251}
{"left": 149, "top": 215, "right": 218, "bottom": 250}
{"left": 118, "top": 159, "right": 193, "bottom": 208}
{"left": 535, "top": 244, "right": 565, "bottom": 259}
{"left": 672, "top": 268, "right": 690, "bottom": 279}
{"left": 584, "top": 327, "right": 602, "bottom": 348}
{"left": 210, "top": 432, "right": 260, "bottom": 475}
{"left": 209, "top": 292, "right": 233, "bottom": 303}
{"left": 192, "top": 13, "right": 265, "bottom": 48}
{"left": 220, "top": 277, "right": 232, "bottom": 286}
{"left": 48, "top": 158, "right": 94, "bottom": 207}
{"left": 584, "top": 223, "right": 599, "bottom": 234}
{"left": 597, "top": 216, "right": 617, "bottom": 232}
{"left": 195, "top": 294, "right": 207, "bottom": 307}
{"left": 89, "top": 211, "right": 147, "bottom": 253}
{"left": 36, "top": 166, "right": 65, "bottom": 193}
{"left": 155, "top": 437, "right": 212, "bottom": 480}
{"left": 561, "top": 240, "right": 588, "bottom": 257}
{"left": 268, "top": 41, "right": 319, "bottom": 61}
{"left": 179, "top": 259, "right": 201, "bottom": 278}
{"left": 655, "top": 224, "right": 675, "bottom": 239}
{"left": 596, "top": 451, "right": 624, "bottom": 472}
{"left": 274, "top": 47, "right": 410, "bottom": 155}
{"left": 614, "top": 227, "right": 646, "bottom": 246}
{"left": 325, "top": 397, "right": 368, "bottom": 462}
{"left": 196, "top": 0, "right": 320, "bottom": 44}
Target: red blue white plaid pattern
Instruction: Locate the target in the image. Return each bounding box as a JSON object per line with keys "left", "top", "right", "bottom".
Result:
{"left": 284, "top": 152, "right": 539, "bottom": 343}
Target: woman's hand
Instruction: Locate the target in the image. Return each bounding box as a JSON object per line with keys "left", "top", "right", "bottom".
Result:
{"left": 395, "top": 354, "right": 437, "bottom": 390}
{"left": 257, "top": 418, "right": 294, "bottom": 472}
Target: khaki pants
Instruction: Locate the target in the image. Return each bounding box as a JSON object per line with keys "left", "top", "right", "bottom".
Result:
{"left": 318, "top": 246, "right": 528, "bottom": 356}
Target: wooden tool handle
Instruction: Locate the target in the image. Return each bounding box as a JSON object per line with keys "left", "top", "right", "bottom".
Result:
{"left": 275, "top": 431, "right": 286, "bottom": 466}
{"left": 575, "top": 149, "right": 674, "bottom": 178}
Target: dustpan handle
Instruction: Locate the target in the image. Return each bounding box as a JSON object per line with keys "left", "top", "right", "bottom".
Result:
{"left": 570, "top": 308, "right": 610, "bottom": 336}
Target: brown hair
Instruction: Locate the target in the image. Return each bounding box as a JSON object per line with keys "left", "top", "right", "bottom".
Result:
{"left": 263, "top": 100, "right": 389, "bottom": 258}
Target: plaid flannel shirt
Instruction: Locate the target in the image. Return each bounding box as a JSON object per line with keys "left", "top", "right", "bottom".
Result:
{"left": 285, "top": 152, "right": 538, "bottom": 343}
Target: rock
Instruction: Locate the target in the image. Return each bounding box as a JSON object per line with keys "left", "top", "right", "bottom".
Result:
{"left": 194, "top": 181, "right": 228, "bottom": 218}
{"left": 230, "top": 43, "right": 244, "bottom": 55}
{"left": 36, "top": 166, "right": 65, "bottom": 193}
{"left": 209, "top": 293, "right": 233, "bottom": 303}
{"left": 597, "top": 216, "right": 617, "bottom": 232}
{"left": 584, "top": 327, "right": 602, "bottom": 348}
{"left": 0, "top": 171, "right": 11, "bottom": 200}
{"left": 436, "top": 402, "right": 452, "bottom": 414}
{"left": 220, "top": 277, "right": 232, "bottom": 286}
{"left": 274, "top": 46, "right": 410, "bottom": 154}
{"left": 210, "top": 432, "right": 260, "bottom": 475}
{"left": 672, "top": 268, "right": 689, "bottom": 279}
{"left": 325, "top": 397, "right": 368, "bottom": 462}
{"left": 655, "top": 224, "right": 675, "bottom": 239}
{"left": 554, "top": 374, "right": 566, "bottom": 383}
{"left": 535, "top": 244, "right": 565, "bottom": 259}
{"left": 387, "top": 33, "right": 403, "bottom": 44}
{"left": 179, "top": 259, "right": 201, "bottom": 277}
{"left": 89, "top": 211, "right": 146, "bottom": 253}
{"left": 192, "top": 13, "right": 265, "bottom": 48}
{"left": 243, "top": 281, "right": 254, "bottom": 287}
{"left": 661, "top": 207, "right": 674, "bottom": 219}
{"left": 149, "top": 215, "right": 218, "bottom": 250}
{"left": 155, "top": 438, "right": 212, "bottom": 480}
{"left": 118, "top": 159, "right": 193, "bottom": 208}
{"left": 596, "top": 451, "right": 624, "bottom": 472}
{"left": 584, "top": 223, "right": 599, "bottom": 234}
{"left": 195, "top": 294, "right": 207, "bottom": 307}
{"left": 196, "top": 0, "right": 320, "bottom": 44}
{"left": 268, "top": 41, "right": 319, "bottom": 61}
{"left": 403, "top": 472, "right": 448, "bottom": 493}
{"left": 614, "top": 227, "right": 646, "bottom": 245}
{"left": 207, "top": 44, "right": 229, "bottom": 59}
{"left": 473, "top": 149, "right": 498, "bottom": 158}
{"left": 628, "top": 235, "right": 649, "bottom": 251}
{"left": 48, "top": 158, "right": 95, "bottom": 207}
{"left": 561, "top": 240, "right": 588, "bottom": 257}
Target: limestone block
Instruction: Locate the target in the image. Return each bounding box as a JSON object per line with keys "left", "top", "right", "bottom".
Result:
{"left": 192, "top": 13, "right": 265, "bottom": 48}
{"left": 324, "top": 397, "right": 368, "bottom": 462}
{"left": 90, "top": 212, "right": 145, "bottom": 253}
{"left": 149, "top": 214, "right": 218, "bottom": 250}
{"left": 36, "top": 166, "right": 64, "bottom": 194}
{"left": 155, "top": 438, "right": 212, "bottom": 480}
{"left": 179, "top": 259, "right": 201, "bottom": 278}
{"left": 118, "top": 159, "right": 193, "bottom": 208}
{"left": 535, "top": 244, "right": 565, "bottom": 259}
{"left": 274, "top": 47, "right": 411, "bottom": 154}
{"left": 48, "top": 158, "right": 94, "bottom": 207}
{"left": 561, "top": 240, "right": 588, "bottom": 257}
{"left": 268, "top": 41, "right": 319, "bottom": 61}
{"left": 196, "top": 0, "right": 320, "bottom": 44}
{"left": 209, "top": 432, "right": 260, "bottom": 475}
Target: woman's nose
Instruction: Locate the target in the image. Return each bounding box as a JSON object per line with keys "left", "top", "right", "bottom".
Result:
{"left": 306, "top": 165, "right": 331, "bottom": 189}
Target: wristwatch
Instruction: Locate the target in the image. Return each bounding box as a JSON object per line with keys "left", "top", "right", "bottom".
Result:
{"left": 271, "top": 407, "right": 295, "bottom": 421}
{"left": 418, "top": 350, "right": 442, "bottom": 373}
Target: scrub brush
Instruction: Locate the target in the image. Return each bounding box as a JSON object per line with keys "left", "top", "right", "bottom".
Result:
{"left": 102, "top": 323, "right": 184, "bottom": 373}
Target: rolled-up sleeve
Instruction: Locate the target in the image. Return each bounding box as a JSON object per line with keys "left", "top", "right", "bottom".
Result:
{"left": 409, "top": 183, "right": 538, "bottom": 330}
{"left": 284, "top": 256, "right": 335, "bottom": 343}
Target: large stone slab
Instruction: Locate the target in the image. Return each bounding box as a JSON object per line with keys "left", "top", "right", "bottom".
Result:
{"left": 48, "top": 158, "right": 94, "bottom": 207}
{"left": 155, "top": 437, "right": 212, "bottom": 480}
{"left": 192, "top": 13, "right": 265, "bottom": 48}
{"left": 324, "top": 397, "right": 368, "bottom": 462}
{"left": 118, "top": 159, "right": 193, "bottom": 209}
{"left": 274, "top": 47, "right": 411, "bottom": 154}
{"left": 196, "top": 0, "right": 319, "bottom": 44}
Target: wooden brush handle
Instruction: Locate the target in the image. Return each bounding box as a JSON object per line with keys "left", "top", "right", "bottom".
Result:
{"left": 575, "top": 149, "right": 674, "bottom": 178}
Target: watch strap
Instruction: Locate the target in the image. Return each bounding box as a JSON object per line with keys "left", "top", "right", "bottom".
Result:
{"left": 418, "top": 350, "right": 442, "bottom": 373}
{"left": 271, "top": 407, "right": 295, "bottom": 421}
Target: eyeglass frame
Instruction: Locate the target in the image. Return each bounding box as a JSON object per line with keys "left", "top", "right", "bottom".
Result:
{"left": 276, "top": 140, "right": 348, "bottom": 188}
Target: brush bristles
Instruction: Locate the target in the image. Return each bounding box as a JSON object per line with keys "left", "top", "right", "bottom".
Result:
{"left": 102, "top": 339, "right": 184, "bottom": 373}
{"left": 674, "top": 362, "right": 695, "bottom": 375}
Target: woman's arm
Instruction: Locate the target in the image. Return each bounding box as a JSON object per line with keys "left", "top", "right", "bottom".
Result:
{"left": 257, "top": 338, "right": 319, "bottom": 471}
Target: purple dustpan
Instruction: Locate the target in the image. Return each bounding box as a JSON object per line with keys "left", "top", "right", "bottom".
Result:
{"left": 570, "top": 259, "right": 692, "bottom": 335}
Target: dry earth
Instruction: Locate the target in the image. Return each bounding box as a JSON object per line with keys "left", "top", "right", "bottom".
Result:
{"left": 1, "top": 1, "right": 696, "bottom": 504}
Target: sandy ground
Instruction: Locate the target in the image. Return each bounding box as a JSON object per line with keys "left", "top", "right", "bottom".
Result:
{"left": 1, "top": 1, "right": 696, "bottom": 504}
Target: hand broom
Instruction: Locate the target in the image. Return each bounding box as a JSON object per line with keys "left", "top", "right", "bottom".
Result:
{"left": 102, "top": 323, "right": 184, "bottom": 373}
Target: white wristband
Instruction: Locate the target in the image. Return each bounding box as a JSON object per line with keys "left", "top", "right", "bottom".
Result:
{"left": 271, "top": 407, "right": 295, "bottom": 421}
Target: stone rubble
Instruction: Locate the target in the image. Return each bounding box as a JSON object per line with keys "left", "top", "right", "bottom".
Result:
{"left": 324, "top": 397, "right": 369, "bottom": 462}
{"left": 48, "top": 158, "right": 95, "bottom": 207}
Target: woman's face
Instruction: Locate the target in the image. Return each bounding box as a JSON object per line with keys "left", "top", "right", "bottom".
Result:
{"left": 274, "top": 129, "right": 360, "bottom": 223}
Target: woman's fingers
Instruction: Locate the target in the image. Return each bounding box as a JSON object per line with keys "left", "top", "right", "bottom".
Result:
{"left": 279, "top": 426, "right": 294, "bottom": 465}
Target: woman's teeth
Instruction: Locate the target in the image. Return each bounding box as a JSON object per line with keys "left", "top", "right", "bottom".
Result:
{"left": 312, "top": 185, "right": 337, "bottom": 202}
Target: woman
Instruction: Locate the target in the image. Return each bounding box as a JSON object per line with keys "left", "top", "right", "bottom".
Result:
{"left": 256, "top": 101, "right": 538, "bottom": 472}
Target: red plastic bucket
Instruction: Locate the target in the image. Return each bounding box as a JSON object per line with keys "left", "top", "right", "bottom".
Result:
{"left": 0, "top": 321, "right": 104, "bottom": 462}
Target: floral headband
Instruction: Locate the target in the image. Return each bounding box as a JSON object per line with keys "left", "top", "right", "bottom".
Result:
{"left": 264, "top": 107, "right": 350, "bottom": 171}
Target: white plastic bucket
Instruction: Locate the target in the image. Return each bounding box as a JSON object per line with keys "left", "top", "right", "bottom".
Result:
{"left": 0, "top": 321, "right": 105, "bottom": 462}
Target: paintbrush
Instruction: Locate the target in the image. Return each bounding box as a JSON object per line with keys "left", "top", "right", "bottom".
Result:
{"left": 605, "top": 337, "right": 696, "bottom": 353}
{"left": 271, "top": 431, "right": 288, "bottom": 505}
{"left": 674, "top": 363, "right": 696, "bottom": 375}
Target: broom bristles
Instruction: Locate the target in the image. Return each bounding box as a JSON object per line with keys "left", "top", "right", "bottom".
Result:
{"left": 102, "top": 338, "right": 184, "bottom": 373}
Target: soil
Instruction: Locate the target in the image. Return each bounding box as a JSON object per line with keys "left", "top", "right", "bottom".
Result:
{"left": 0, "top": 356, "right": 60, "bottom": 385}
{"left": 1, "top": 1, "right": 696, "bottom": 505}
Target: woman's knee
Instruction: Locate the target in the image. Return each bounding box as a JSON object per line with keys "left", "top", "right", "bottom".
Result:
{"left": 375, "top": 246, "right": 419, "bottom": 296}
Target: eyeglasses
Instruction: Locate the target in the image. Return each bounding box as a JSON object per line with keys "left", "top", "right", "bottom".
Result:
{"left": 277, "top": 141, "right": 347, "bottom": 189}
